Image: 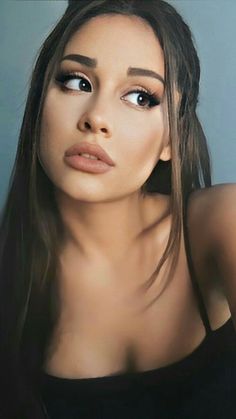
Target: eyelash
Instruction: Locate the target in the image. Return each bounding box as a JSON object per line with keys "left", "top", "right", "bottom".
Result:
{"left": 54, "top": 71, "right": 161, "bottom": 109}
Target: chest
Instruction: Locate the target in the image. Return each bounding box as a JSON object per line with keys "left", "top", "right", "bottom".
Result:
{"left": 44, "top": 234, "right": 219, "bottom": 378}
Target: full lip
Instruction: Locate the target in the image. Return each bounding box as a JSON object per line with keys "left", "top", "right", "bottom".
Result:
{"left": 64, "top": 142, "right": 115, "bottom": 166}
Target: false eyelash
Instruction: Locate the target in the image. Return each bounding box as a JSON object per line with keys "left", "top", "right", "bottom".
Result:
{"left": 127, "top": 88, "right": 161, "bottom": 108}
{"left": 54, "top": 71, "right": 90, "bottom": 91}
{"left": 55, "top": 71, "right": 84, "bottom": 83}
{"left": 54, "top": 71, "right": 161, "bottom": 108}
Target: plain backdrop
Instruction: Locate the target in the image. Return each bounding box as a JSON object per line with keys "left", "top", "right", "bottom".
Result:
{"left": 0, "top": 0, "right": 235, "bottom": 209}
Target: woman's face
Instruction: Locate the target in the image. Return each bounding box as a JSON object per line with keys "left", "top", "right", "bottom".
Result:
{"left": 39, "top": 14, "right": 170, "bottom": 202}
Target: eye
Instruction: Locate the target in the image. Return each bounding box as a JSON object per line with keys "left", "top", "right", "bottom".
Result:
{"left": 122, "top": 89, "right": 160, "bottom": 109}
{"left": 55, "top": 72, "right": 92, "bottom": 92}
{"left": 55, "top": 71, "right": 161, "bottom": 109}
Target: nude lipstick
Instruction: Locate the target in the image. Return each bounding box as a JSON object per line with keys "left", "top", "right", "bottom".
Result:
{"left": 64, "top": 142, "right": 115, "bottom": 174}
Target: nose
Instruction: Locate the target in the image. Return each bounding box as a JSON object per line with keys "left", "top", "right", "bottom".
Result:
{"left": 77, "top": 106, "right": 112, "bottom": 138}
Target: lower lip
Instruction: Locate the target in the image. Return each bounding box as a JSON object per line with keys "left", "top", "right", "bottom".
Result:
{"left": 64, "top": 155, "right": 113, "bottom": 174}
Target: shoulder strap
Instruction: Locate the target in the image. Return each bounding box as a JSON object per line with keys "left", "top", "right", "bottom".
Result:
{"left": 182, "top": 196, "right": 212, "bottom": 335}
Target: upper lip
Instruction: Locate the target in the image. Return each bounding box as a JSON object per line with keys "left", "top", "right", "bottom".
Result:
{"left": 65, "top": 142, "right": 115, "bottom": 166}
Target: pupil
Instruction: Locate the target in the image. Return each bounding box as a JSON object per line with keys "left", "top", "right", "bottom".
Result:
{"left": 80, "top": 80, "right": 90, "bottom": 92}
{"left": 138, "top": 94, "right": 147, "bottom": 106}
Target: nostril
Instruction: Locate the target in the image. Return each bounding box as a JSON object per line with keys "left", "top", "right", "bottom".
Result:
{"left": 84, "top": 122, "right": 90, "bottom": 129}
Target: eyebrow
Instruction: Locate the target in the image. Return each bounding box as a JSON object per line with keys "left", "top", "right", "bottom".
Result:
{"left": 61, "top": 54, "right": 165, "bottom": 85}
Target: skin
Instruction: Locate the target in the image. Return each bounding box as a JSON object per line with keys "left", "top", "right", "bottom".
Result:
{"left": 39, "top": 14, "right": 236, "bottom": 378}
{"left": 39, "top": 14, "right": 171, "bottom": 261}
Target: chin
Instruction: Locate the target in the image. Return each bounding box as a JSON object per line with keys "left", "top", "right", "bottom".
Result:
{"left": 53, "top": 184, "right": 112, "bottom": 204}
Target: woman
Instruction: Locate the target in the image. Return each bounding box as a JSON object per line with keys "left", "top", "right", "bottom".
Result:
{"left": 0, "top": 0, "right": 236, "bottom": 418}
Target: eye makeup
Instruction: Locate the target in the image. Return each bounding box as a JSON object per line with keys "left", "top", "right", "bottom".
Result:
{"left": 55, "top": 71, "right": 92, "bottom": 92}
{"left": 54, "top": 70, "right": 161, "bottom": 109}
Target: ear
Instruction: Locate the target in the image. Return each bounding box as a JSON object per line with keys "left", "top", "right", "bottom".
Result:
{"left": 159, "top": 143, "right": 171, "bottom": 162}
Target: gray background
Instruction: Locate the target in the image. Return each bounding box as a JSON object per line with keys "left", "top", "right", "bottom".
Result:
{"left": 0, "top": 0, "right": 235, "bottom": 209}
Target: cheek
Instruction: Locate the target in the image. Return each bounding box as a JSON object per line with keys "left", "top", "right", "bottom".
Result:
{"left": 41, "top": 93, "right": 61, "bottom": 141}
{"left": 39, "top": 99, "right": 63, "bottom": 177}
{"left": 40, "top": 89, "right": 76, "bottom": 145}
{"left": 117, "top": 111, "right": 165, "bottom": 167}
{"left": 39, "top": 93, "right": 70, "bottom": 165}
{"left": 112, "top": 111, "right": 166, "bottom": 192}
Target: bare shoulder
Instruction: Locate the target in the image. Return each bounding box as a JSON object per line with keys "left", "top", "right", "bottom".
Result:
{"left": 186, "top": 183, "right": 236, "bottom": 322}
{"left": 187, "top": 183, "right": 236, "bottom": 245}
{"left": 188, "top": 182, "right": 236, "bottom": 209}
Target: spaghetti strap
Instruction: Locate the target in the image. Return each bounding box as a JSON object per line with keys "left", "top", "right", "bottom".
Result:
{"left": 182, "top": 194, "right": 212, "bottom": 335}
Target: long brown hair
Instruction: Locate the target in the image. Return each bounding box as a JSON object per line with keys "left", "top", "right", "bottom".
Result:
{"left": 0, "top": 1, "right": 211, "bottom": 417}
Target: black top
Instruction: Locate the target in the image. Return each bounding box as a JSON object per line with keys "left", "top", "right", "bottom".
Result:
{"left": 39, "top": 213, "right": 236, "bottom": 418}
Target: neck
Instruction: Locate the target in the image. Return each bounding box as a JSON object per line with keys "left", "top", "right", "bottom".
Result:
{"left": 55, "top": 189, "right": 169, "bottom": 261}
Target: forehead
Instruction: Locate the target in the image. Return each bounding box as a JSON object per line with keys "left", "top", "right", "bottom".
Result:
{"left": 63, "top": 14, "right": 164, "bottom": 75}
